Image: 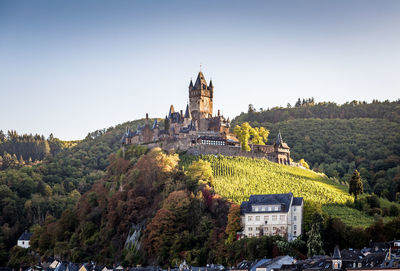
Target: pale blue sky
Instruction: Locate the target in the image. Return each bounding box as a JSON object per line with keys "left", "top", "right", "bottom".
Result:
{"left": 1, "top": 0, "right": 400, "bottom": 140}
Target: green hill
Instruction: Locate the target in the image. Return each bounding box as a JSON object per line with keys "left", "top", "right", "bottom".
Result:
{"left": 232, "top": 101, "right": 400, "bottom": 202}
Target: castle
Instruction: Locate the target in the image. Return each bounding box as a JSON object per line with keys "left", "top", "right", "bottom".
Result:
{"left": 122, "top": 71, "right": 291, "bottom": 165}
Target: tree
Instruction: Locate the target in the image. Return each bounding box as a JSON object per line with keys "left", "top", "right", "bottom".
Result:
{"left": 307, "top": 212, "right": 324, "bottom": 257}
{"left": 186, "top": 160, "right": 213, "bottom": 187}
{"left": 225, "top": 205, "right": 241, "bottom": 245}
{"left": 234, "top": 123, "right": 251, "bottom": 151}
{"left": 299, "top": 159, "right": 310, "bottom": 169}
{"left": 349, "top": 169, "right": 363, "bottom": 200}
{"left": 234, "top": 122, "right": 270, "bottom": 151}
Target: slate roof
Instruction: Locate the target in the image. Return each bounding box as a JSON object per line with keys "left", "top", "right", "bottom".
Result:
{"left": 184, "top": 104, "right": 191, "bottom": 118}
{"left": 333, "top": 246, "right": 341, "bottom": 260}
{"left": 292, "top": 197, "right": 303, "bottom": 206}
{"left": 241, "top": 193, "right": 294, "bottom": 214}
{"left": 232, "top": 260, "right": 254, "bottom": 270}
{"left": 18, "top": 231, "right": 32, "bottom": 241}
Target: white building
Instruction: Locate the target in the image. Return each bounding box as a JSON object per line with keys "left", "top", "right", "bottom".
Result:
{"left": 240, "top": 192, "right": 303, "bottom": 241}
{"left": 17, "top": 231, "right": 32, "bottom": 248}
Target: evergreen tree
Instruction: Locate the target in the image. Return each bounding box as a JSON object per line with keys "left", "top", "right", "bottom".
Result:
{"left": 307, "top": 212, "right": 325, "bottom": 257}
{"left": 349, "top": 169, "right": 363, "bottom": 200}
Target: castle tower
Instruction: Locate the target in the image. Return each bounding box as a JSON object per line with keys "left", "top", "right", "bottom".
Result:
{"left": 189, "top": 71, "right": 213, "bottom": 125}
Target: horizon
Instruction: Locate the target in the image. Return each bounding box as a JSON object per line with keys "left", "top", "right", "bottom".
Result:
{"left": 1, "top": 0, "right": 400, "bottom": 140}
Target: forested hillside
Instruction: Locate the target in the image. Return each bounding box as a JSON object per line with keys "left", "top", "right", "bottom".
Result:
{"left": 232, "top": 100, "right": 400, "bottom": 201}
{"left": 0, "top": 131, "right": 79, "bottom": 170}
{"left": 0, "top": 119, "right": 149, "bottom": 266}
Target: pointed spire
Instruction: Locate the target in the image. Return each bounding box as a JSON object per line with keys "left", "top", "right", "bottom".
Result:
{"left": 189, "top": 79, "right": 193, "bottom": 89}
{"left": 152, "top": 119, "right": 158, "bottom": 129}
{"left": 184, "top": 104, "right": 191, "bottom": 118}
{"left": 209, "top": 79, "right": 213, "bottom": 89}
{"left": 275, "top": 130, "right": 283, "bottom": 146}
{"left": 169, "top": 105, "right": 175, "bottom": 117}
{"left": 333, "top": 246, "right": 341, "bottom": 259}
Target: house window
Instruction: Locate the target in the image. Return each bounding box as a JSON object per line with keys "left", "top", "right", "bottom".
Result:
{"left": 294, "top": 206, "right": 297, "bottom": 211}
{"left": 256, "top": 216, "right": 260, "bottom": 221}
{"left": 255, "top": 227, "right": 260, "bottom": 231}
{"left": 254, "top": 207, "right": 258, "bottom": 211}
{"left": 248, "top": 216, "right": 253, "bottom": 221}
{"left": 249, "top": 233, "right": 253, "bottom": 237}
{"left": 272, "top": 215, "right": 277, "bottom": 221}
{"left": 248, "top": 227, "right": 253, "bottom": 231}
{"left": 273, "top": 227, "right": 277, "bottom": 230}
{"left": 262, "top": 207, "right": 266, "bottom": 211}
{"left": 294, "top": 225, "right": 297, "bottom": 230}
{"left": 22, "top": 241, "right": 24, "bottom": 245}
{"left": 275, "top": 206, "right": 279, "bottom": 211}
{"left": 280, "top": 215, "right": 285, "bottom": 221}
{"left": 268, "top": 207, "right": 272, "bottom": 211}
{"left": 294, "top": 216, "right": 297, "bottom": 221}
{"left": 264, "top": 227, "right": 268, "bottom": 231}
{"left": 281, "top": 226, "right": 285, "bottom": 230}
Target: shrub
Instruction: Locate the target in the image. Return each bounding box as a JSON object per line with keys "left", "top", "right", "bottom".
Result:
{"left": 389, "top": 205, "right": 400, "bottom": 217}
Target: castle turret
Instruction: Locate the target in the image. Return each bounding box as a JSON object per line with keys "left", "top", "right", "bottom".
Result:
{"left": 189, "top": 71, "right": 213, "bottom": 127}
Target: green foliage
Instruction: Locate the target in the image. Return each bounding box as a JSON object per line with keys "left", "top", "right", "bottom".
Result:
{"left": 234, "top": 122, "right": 270, "bottom": 151}
{"left": 194, "top": 155, "right": 353, "bottom": 205}
{"left": 322, "top": 205, "right": 375, "bottom": 228}
{"left": 234, "top": 123, "right": 251, "bottom": 151}
{"left": 349, "top": 170, "right": 363, "bottom": 200}
{"left": 307, "top": 213, "right": 324, "bottom": 257}
{"left": 186, "top": 160, "right": 214, "bottom": 187}
{"left": 232, "top": 101, "right": 400, "bottom": 202}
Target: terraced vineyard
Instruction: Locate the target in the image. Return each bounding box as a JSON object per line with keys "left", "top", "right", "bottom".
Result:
{"left": 182, "top": 155, "right": 353, "bottom": 205}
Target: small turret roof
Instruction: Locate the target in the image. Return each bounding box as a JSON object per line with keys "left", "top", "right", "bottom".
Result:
{"left": 189, "top": 79, "right": 193, "bottom": 88}
{"left": 275, "top": 131, "right": 283, "bottom": 146}
{"left": 184, "top": 104, "right": 191, "bottom": 118}
{"left": 209, "top": 79, "right": 213, "bottom": 88}
{"left": 18, "top": 231, "right": 32, "bottom": 241}
{"left": 333, "top": 246, "right": 342, "bottom": 260}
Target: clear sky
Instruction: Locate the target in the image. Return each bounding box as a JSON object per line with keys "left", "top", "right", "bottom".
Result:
{"left": 1, "top": 0, "right": 400, "bottom": 140}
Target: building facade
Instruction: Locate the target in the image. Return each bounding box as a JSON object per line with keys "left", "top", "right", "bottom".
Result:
{"left": 240, "top": 193, "right": 303, "bottom": 241}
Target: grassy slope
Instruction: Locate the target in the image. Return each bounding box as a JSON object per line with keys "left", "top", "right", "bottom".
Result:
{"left": 182, "top": 155, "right": 378, "bottom": 228}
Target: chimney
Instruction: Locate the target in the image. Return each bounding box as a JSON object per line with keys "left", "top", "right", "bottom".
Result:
{"left": 218, "top": 109, "right": 220, "bottom": 116}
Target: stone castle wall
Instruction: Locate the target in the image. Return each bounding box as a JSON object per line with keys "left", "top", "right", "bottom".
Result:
{"left": 186, "top": 144, "right": 278, "bottom": 161}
